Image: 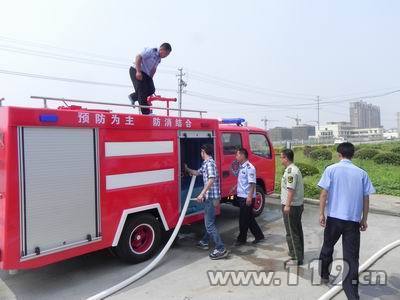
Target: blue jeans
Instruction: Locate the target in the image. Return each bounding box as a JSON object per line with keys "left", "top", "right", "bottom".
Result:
{"left": 201, "top": 199, "right": 225, "bottom": 251}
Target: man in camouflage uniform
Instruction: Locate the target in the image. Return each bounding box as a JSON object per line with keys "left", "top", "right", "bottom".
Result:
{"left": 280, "top": 149, "right": 304, "bottom": 266}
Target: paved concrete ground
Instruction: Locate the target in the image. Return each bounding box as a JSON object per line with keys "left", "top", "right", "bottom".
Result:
{"left": 0, "top": 198, "right": 399, "bottom": 300}
{"left": 110, "top": 198, "right": 400, "bottom": 300}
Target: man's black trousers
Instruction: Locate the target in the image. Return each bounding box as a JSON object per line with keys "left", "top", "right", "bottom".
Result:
{"left": 319, "top": 216, "right": 361, "bottom": 300}
{"left": 129, "top": 67, "right": 155, "bottom": 115}
{"left": 236, "top": 197, "right": 264, "bottom": 242}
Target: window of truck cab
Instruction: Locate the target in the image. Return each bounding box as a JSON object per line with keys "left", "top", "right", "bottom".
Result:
{"left": 221, "top": 132, "right": 242, "bottom": 155}
{"left": 249, "top": 133, "right": 271, "bottom": 158}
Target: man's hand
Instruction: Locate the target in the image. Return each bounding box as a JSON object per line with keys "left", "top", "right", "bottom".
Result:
{"left": 196, "top": 193, "right": 204, "bottom": 203}
{"left": 360, "top": 218, "right": 368, "bottom": 231}
{"left": 229, "top": 186, "right": 236, "bottom": 196}
{"left": 283, "top": 205, "right": 291, "bottom": 215}
{"left": 319, "top": 214, "right": 326, "bottom": 227}
{"left": 136, "top": 71, "right": 143, "bottom": 81}
{"left": 246, "top": 196, "right": 252, "bottom": 206}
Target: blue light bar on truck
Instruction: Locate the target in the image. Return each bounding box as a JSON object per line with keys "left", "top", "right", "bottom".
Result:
{"left": 220, "top": 118, "right": 246, "bottom": 126}
{"left": 39, "top": 114, "right": 59, "bottom": 123}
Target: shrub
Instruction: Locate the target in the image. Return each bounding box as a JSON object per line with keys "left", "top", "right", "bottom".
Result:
{"left": 373, "top": 152, "right": 400, "bottom": 166}
{"left": 304, "top": 182, "right": 320, "bottom": 199}
{"left": 354, "top": 148, "right": 380, "bottom": 160}
{"left": 303, "top": 146, "right": 314, "bottom": 158}
{"left": 274, "top": 148, "right": 283, "bottom": 155}
{"left": 391, "top": 146, "right": 400, "bottom": 155}
{"left": 296, "top": 162, "right": 319, "bottom": 177}
{"left": 309, "top": 149, "right": 332, "bottom": 161}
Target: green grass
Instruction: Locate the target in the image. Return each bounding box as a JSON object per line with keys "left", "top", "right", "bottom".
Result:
{"left": 275, "top": 142, "right": 400, "bottom": 198}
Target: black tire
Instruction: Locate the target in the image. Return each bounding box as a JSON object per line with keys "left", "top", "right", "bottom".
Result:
{"left": 115, "top": 213, "right": 162, "bottom": 263}
{"left": 253, "top": 185, "right": 266, "bottom": 217}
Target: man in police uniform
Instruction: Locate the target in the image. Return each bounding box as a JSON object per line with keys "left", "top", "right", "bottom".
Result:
{"left": 129, "top": 43, "right": 172, "bottom": 114}
{"left": 318, "top": 142, "right": 375, "bottom": 299}
{"left": 280, "top": 149, "right": 304, "bottom": 266}
{"left": 233, "top": 148, "right": 264, "bottom": 246}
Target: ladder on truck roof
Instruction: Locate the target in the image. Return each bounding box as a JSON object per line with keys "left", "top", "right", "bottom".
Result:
{"left": 30, "top": 95, "right": 208, "bottom": 118}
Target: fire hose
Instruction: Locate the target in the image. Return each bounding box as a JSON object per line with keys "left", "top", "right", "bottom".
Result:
{"left": 87, "top": 175, "right": 197, "bottom": 300}
{"left": 318, "top": 239, "right": 400, "bottom": 300}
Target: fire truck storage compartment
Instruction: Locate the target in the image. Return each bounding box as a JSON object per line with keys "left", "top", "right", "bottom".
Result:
{"left": 179, "top": 130, "right": 215, "bottom": 215}
{"left": 18, "top": 127, "right": 100, "bottom": 258}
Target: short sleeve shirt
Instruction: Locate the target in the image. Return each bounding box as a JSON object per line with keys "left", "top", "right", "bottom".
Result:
{"left": 197, "top": 157, "right": 220, "bottom": 200}
{"left": 318, "top": 159, "right": 375, "bottom": 222}
{"left": 280, "top": 163, "right": 304, "bottom": 206}
{"left": 237, "top": 161, "right": 257, "bottom": 198}
{"left": 139, "top": 48, "right": 161, "bottom": 77}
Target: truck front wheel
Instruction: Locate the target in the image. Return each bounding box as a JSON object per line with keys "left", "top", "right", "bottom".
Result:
{"left": 253, "top": 186, "right": 266, "bottom": 217}
{"left": 115, "top": 214, "right": 162, "bottom": 263}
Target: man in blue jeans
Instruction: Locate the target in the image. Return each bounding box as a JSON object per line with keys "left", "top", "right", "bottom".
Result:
{"left": 185, "top": 144, "right": 228, "bottom": 260}
{"left": 318, "top": 142, "right": 375, "bottom": 300}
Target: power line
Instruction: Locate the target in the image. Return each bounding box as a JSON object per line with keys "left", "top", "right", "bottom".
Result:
{"left": 0, "top": 35, "right": 178, "bottom": 72}
{"left": 0, "top": 44, "right": 176, "bottom": 75}
{"left": 185, "top": 90, "right": 320, "bottom": 109}
{"left": 0, "top": 68, "right": 176, "bottom": 92}
{"left": 187, "top": 69, "right": 318, "bottom": 99}
{"left": 188, "top": 73, "right": 316, "bottom": 101}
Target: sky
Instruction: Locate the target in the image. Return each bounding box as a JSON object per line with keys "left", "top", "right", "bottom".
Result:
{"left": 1, "top": 0, "right": 400, "bottom": 130}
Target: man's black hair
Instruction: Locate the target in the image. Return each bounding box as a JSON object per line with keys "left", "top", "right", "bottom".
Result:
{"left": 160, "top": 42, "right": 172, "bottom": 52}
{"left": 281, "top": 148, "right": 294, "bottom": 162}
{"left": 201, "top": 144, "right": 213, "bottom": 156}
{"left": 236, "top": 147, "right": 249, "bottom": 159}
{"left": 337, "top": 142, "right": 355, "bottom": 159}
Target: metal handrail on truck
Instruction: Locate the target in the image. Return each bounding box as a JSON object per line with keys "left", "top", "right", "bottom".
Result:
{"left": 30, "top": 96, "right": 207, "bottom": 118}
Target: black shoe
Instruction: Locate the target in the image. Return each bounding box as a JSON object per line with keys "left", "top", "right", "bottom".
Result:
{"left": 321, "top": 277, "right": 330, "bottom": 284}
{"left": 209, "top": 249, "right": 229, "bottom": 260}
{"left": 128, "top": 94, "right": 137, "bottom": 105}
{"left": 284, "top": 259, "right": 304, "bottom": 266}
{"left": 252, "top": 237, "right": 265, "bottom": 244}
{"left": 234, "top": 240, "right": 246, "bottom": 247}
{"left": 196, "top": 240, "right": 209, "bottom": 250}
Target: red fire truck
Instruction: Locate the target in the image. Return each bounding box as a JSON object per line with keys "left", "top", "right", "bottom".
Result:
{"left": 0, "top": 96, "right": 275, "bottom": 270}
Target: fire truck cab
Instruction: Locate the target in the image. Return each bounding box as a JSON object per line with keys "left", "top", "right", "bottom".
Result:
{"left": 0, "top": 98, "right": 275, "bottom": 270}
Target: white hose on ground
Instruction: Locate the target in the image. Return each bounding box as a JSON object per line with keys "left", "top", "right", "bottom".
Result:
{"left": 87, "top": 175, "right": 197, "bottom": 300}
{"left": 318, "top": 239, "right": 400, "bottom": 300}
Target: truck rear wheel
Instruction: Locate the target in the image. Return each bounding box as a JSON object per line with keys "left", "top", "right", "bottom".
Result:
{"left": 253, "top": 186, "right": 266, "bottom": 217}
{"left": 115, "top": 214, "right": 162, "bottom": 263}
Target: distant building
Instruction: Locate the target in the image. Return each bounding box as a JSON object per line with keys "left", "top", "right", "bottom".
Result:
{"left": 316, "top": 121, "right": 383, "bottom": 141}
{"left": 268, "top": 127, "right": 292, "bottom": 142}
{"left": 292, "top": 125, "right": 316, "bottom": 140}
{"left": 383, "top": 129, "right": 399, "bottom": 140}
{"left": 316, "top": 122, "right": 354, "bottom": 139}
{"left": 348, "top": 127, "right": 383, "bottom": 140}
{"left": 397, "top": 112, "right": 400, "bottom": 134}
{"left": 350, "top": 101, "right": 381, "bottom": 128}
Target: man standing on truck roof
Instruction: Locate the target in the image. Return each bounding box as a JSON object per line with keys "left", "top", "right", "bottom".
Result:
{"left": 232, "top": 148, "right": 265, "bottom": 246}
{"left": 318, "top": 142, "right": 375, "bottom": 300}
{"left": 280, "top": 148, "right": 304, "bottom": 266}
{"left": 185, "top": 144, "right": 228, "bottom": 260}
{"left": 128, "top": 43, "right": 172, "bottom": 115}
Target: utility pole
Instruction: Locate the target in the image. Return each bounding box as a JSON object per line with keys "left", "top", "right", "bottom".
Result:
{"left": 261, "top": 117, "right": 277, "bottom": 131}
{"left": 316, "top": 96, "right": 320, "bottom": 131}
{"left": 177, "top": 68, "right": 187, "bottom": 117}
{"left": 286, "top": 114, "right": 301, "bottom": 126}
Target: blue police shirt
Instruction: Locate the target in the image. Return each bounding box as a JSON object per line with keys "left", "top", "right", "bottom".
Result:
{"left": 318, "top": 159, "right": 375, "bottom": 222}
{"left": 237, "top": 161, "right": 257, "bottom": 198}
{"left": 139, "top": 48, "right": 161, "bottom": 77}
